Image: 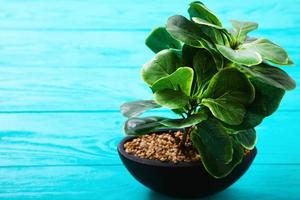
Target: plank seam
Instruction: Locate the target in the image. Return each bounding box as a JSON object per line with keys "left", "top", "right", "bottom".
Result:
{"left": 0, "top": 163, "right": 300, "bottom": 168}
{"left": 0, "top": 109, "right": 297, "bottom": 114}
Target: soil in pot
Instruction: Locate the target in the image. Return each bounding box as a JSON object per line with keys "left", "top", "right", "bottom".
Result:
{"left": 124, "top": 131, "right": 250, "bottom": 164}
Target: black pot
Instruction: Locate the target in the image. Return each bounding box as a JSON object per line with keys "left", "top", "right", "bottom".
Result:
{"left": 118, "top": 130, "right": 257, "bottom": 198}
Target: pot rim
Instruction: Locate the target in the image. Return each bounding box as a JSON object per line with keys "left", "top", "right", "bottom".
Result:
{"left": 118, "top": 129, "right": 257, "bottom": 168}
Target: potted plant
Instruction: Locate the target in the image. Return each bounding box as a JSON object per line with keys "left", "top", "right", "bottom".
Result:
{"left": 118, "top": 1, "right": 296, "bottom": 198}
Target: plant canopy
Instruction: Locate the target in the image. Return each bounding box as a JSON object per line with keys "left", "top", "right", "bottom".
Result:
{"left": 120, "top": 1, "right": 296, "bottom": 178}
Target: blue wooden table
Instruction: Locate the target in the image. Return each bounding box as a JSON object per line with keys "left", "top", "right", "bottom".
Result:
{"left": 0, "top": 0, "right": 299, "bottom": 199}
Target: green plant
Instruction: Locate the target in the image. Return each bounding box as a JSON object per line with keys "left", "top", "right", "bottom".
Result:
{"left": 120, "top": 1, "right": 296, "bottom": 178}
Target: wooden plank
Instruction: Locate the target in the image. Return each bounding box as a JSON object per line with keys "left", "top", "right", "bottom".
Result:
{"left": 0, "top": 0, "right": 299, "bottom": 30}
{"left": 0, "top": 164, "right": 299, "bottom": 199}
{"left": 0, "top": 30, "right": 298, "bottom": 68}
{"left": 0, "top": 111, "right": 298, "bottom": 166}
{"left": 0, "top": 67, "right": 298, "bottom": 111}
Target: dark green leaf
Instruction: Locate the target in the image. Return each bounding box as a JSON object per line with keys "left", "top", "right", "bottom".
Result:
{"left": 230, "top": 78, "right": 285, "bottom": 129}
{"left": 231, "top": 110, "right": 264, "bottom": 130}
{"left": 151, "top": 67, "right": 194, "bottom": 96}
{"left": 234, "top": 128, "right": 257, "bottom": 150}
{"left": 166, "top": 15, "right": 211, "bottom": 48}
{"left": 142, "top": 49, "right": 182, "bottom": 86}
{"left": 145, "top": 27, "right": 182, "bottom": 53}
{"left": 154, "top": 89, "right": 190, "bottom": 109}
{"left": 203, "top": 68, "right": 255, "bottom": 105}
{"left": 216, "top": 44, "right": 262, "bottom": 66}
{"left": 239, "top": 63, "right": 296, "bottom": 90}
{"left": 202, "top": 93, "right": 246, "bottom": 125}
{"left": 124, "top": 116, "right": 166, "bottom": 135}
{"left": 192, "top": 120, "right": 233, "bottom": 163}
{"left": 120, "top": 100, "right": 161, "bottom": 118}
{"left": 192, "top": 49, "right": 218, "bottom": 95}
{"left": 249, "top": 78, "right": 285, "bottom": 116}
{"left": 191, "top": 120, "right": 244, "bottom": 178}
{"left": 230, "top": 20, "right": 258, "bottom": 43}
{"left": 242, "top": 38, "right": 289, "bottom": 65}
{"left": 161, "top": 113, "right": 208, "bottom": 128}
{"left": 188, "top": 1, "right": 222, "bottom": 26}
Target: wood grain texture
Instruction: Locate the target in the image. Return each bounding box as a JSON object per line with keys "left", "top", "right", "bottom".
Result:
{"left": 0, "top": 0, "right": 299, "bottom": 30}
{"left": 0, "top": 112, "right": 299, "bottom": 167}
{"left": 0, "top": 0, "right": 299, "bottom": 199}
{"left": 0, "top": 165, "right": 299, "bottom": 200}
{"left": 0, "top": 30, "right": 298, "bottom": 68}
{"left": 0, "top": 67, "right": 298, "bottom": 111}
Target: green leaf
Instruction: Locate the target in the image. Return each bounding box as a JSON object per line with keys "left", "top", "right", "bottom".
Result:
{"left": 230, "top": 20, "right": 258, "bottom": 43}
{"left": 216, "top": 44, "right": 262, "bottom": 66}
{"left": 232, "top": 110, "right": 264, "bottom": 130}
{"left": 145, "top": 27, "right": 182, "bottom": 53}
{"left": 124, "top": 116, "right": 166, "bottom": 135}
{"left": 192, "top": 17, "right": 224, "bottom": 29}
{"left": 142, "top": 49, "right": 182, "bottom": 86}
{"left": 230, "top": 78, "right": 285, "bottom": 129}
{"left": 151, "top": 67, "right": 194, "bottom": 96}
{"left": 161, "top": 113, "right": 208, "bottom": 128}
{"left": 191, "top": 120, "right": 244, "bottom": 178}
{"left": 120, "top": 100, "right": 161, "bottom": 118}
{"left": 193, "top": 49, "right": 218, "bottom": 95}
{"left": 192, "top": 120, "right": 233, "bottom": 163}
{"left": 239, "top": 63, "right": 296, "bottom": 90}
{"left": 124, "top": 114, "right": 208, "bottom": 135}
{"left": 154, "top": 89, "right": 190, "bottom": 109}
{"left": 191, "top": 17, "right": 232, "bottom": 46}
{"left": 166, "top": 15, "right": 211, "bottom": 48}
{"left": 203, "top": 68, "right": 255, "bottom": 105}
{"left": 188, "top": 1, "right": 222, "bottom": 26}
{"left": 187, "top": 2, "right": 229, "bottom": 46}
{"left": 249, "top": 78, "right": 285, "bottom": 116}
{"left": 234, "top": 128, "right": 256, "bottom": 150}
{"left": 242, "top": 38, "right": 289, "bottom": 65}
{"left": 202, "top": 93, "right": 246, "bottom": 125}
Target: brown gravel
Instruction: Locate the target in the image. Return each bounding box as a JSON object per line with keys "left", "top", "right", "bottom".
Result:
{"left": 124, "top": 131, "right": 200, "bottom": 163}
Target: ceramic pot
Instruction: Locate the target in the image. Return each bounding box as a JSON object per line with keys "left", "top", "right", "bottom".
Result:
{"left": 118, "top": 130, "right": 257, "bottom": 198}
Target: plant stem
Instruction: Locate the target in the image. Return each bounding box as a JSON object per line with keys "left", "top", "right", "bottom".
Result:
{"left": 180, "top": 126, "right": 194, "bottom": 149}
{"left": 180, "top": 128, "right": 189, "bottom": 148}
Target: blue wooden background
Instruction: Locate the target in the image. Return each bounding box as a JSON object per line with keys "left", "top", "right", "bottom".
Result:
{"left": 0, "top": 0, "right": 299, "bottom": 199}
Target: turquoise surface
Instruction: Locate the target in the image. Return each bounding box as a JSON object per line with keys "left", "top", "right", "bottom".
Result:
{"left": 0, "top": 0, "right": 299, "bottom": 199}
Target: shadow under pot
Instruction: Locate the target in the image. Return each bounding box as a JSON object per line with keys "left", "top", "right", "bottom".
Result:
{"left": 118, "top": 130, "right": 257, "bottom": 198}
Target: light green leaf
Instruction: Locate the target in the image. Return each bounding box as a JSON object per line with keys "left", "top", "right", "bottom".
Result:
{"left": 239, "top": 63, "right": 296, "bottom": 90}
{"left": 230, "top": 20, "right": 258, "bottom": 43}
{"left": 202, "top": 94, "right": 246, "bottom": 125}
{"left": 145, "top": 27, "right": 182, "bottom": 53}
{"left": 242, "top": 38, "right": 289, "bottom": 65}
{"left": 161, "top": 113, "right": 208, "bottom": 128}
{"left": 154, "top": 89, "right": 190, "bottom": 109}
{"left": 191, "top": 120, "right": 244, "bottom": 178}
{"left": 151, "top": 67, "right": 194, "bottom": 96}
{"left": 192, "top": 17, "right": 224, "bottom": 29}
{"left": 216, "top": 44, "right": 262, "bottom": 66}
{"left": 203, "top": 68, "right": 255, "bottom": 105}
{"left": 188, "top": 1, "right": 222, "bottom": 26}
{"left": 166, "top": 15, "right": 211, "bottom": 48}
{"left": 234, "top": 128, "right": 257, "bottom": 150}
{"left": 142, "top": 49, "right": 182, "bottom": 86}
{"left": 120, "top": 100, "right": 161, "bottom": 118}
{"left": 124, "top": 116, "right": 166, "bottom": 135}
